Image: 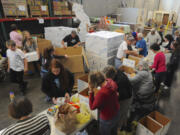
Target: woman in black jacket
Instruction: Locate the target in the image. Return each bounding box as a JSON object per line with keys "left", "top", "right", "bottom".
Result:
{"left": 42, "top": 59, "right": 74, "bottom": 100}
{"left": 163, "top": 41, "right": 180, "bottom": 88}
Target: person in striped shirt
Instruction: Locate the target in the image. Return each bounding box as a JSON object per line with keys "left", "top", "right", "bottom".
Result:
{"left": 2, "top": 97, "right": 51, "bottom": 135}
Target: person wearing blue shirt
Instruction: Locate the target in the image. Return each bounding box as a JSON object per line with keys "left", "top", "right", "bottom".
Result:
{"left": 136, "top": 33, "right": 148, "bottom": 57}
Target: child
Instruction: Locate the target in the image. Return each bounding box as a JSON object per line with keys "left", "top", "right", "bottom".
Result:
{"left": 7, "top": 40, "right": 28, "bottom": 95}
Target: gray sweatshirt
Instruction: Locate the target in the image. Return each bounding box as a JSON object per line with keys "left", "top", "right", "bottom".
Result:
{"left": 129, "top": 71, "right": 154, "bottom": 98}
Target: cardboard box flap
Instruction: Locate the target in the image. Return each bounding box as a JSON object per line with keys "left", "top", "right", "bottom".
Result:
{"left": 37, "top": 38, "right": 52, "bottom": 55}
{"left": 139, "top": 116, "right": 162, "bottom": 134}
{"left": 148, "top": 111, "right": 171, "bottom": 126}
{"left": 54, "top": 47, "right": 82, "bottom": 56}
{"left": 54, "top": 47, "right": 85, "bottom": 73}
{"left": 59, "top": 55, "right": 84, "bottom": 73}
{"left": 78, "top": 74, "right": 88, "bottom": 83}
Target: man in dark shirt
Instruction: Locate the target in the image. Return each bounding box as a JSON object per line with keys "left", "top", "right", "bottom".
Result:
{"left": 61, "top": 30, "right": 81, "bottom": 48}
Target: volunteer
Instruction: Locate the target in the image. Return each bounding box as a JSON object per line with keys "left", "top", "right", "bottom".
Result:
{"left": 40, "top": 46, "right": 67, "bottom": 78}
{"left": 162, "top": 34, "right": 174, "bottom": 50}
{"left": 61, "top": 30, "right": 81, "bottom": 48}
{"left": 42, "top": 59, "right": 74, "bottom": 101}
{"left": 103, "top": 66, "right": 132, "bottom": 130}
{"left": 115, "top": 35, "right": 138, "bottom": 69}
{"left": 150, "top": 43, "right": 166, "bottom": 92}
{"left": 129, "top": 61, "right": 155, "bottom": 121}
{"left": 88, "top": 72, "right": 120, "bottom": 135}
{"left": 22, "top": 30, "right": 40, "bottom": 74}
{"left": 163, "top": 41, "right": 180, "bottom": 89}
{"left": 1, "top": 97, "right": 51, "bottom": 135}
{"left": 147, "top": 28, "right": 161, "bottom": 48}
{"left": 9, "top": 24, "right": 23, "bottom": 48}
{"left": 174, "top": 30, "right": 180, "bottom": 41}
{"left": 7, "top": 40, "right": 28, "bottom": 95}
{"left": 158, "top": 25, "right": 165, "bottom": 45}
{"left": 136, "top": 33, "right": 148, "bottom": 57}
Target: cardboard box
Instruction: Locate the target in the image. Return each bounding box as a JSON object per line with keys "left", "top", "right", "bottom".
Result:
{"left": 128, "top": 55, "right": 142, "bottom": 66}
{"left": 77, "top": 74, "right": 89, "bottom": 92}
{"left": 54, "top": 47, "right": 87, "bottom": 73}
{"left": 148, "top": 111, "right": 171, "bottom": 135}
{"left": 25, "top": 52, "right": 39, "bottom": 62}
{"left": 136, "top": 116, "right": 163, "bottom": 135}
{"left": 79, "top": 88, "right": 99, "bottom": 120}
{"left": 119, "top": 65, "right": 135, "bottom": 74}
{"left": 30, "top": 5, "right": 41, "bottom": 16}
{"left": 40, "top": 5, "right": 49, "bottom": 16}
{"left": 37, "top": 38, "right": 52, "bottom": 56}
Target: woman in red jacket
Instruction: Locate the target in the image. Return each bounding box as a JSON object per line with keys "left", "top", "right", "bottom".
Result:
{"left": 88, "top": 72, "right": 120, "bottom": 135}
{"left": 150, "top": 43, "right": 166, "bottom": 92}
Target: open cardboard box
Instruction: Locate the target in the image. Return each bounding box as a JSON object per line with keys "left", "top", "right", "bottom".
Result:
{"left": 128, "top": 55, "right": 142, "bottom": 66}
{"left": 77, "top": 74, "right": 89, "bottom": 92}
{"left": 54, "top": 47, "right": 89, "bottom": 73}
{"left": 148, "top": 111, "right": 171, "bottom": 135}
{"left": 136, "top": 116, "right": 163, "bottom": 135}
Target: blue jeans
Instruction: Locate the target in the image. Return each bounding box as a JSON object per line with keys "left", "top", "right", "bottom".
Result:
{"left": 99, "top": 110, "right": 120, "bottom": 135}
{"left": 115, "top": 58, "right": 122, "bottom": 69}
{"left": 40, "top": 67, "right": 48, "bottom": 79}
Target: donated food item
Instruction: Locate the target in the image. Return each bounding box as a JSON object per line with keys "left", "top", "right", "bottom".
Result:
{"left": 76, "top": 103, "right": 91, "bottom": 124}
{"left": 76, "top": 111, "right": 90, "bottom": 124}
{"left": 47, "top": 105, "right": 59, "bottom": 116}
{"left": 55, "top": 104, "right": 78, "bottom": 134}
{"left": 71, "top": 95, "right": 80, "bottom": 103}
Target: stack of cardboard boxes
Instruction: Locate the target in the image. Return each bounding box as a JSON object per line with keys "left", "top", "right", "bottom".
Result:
{"left": 53, "top": 0, "right": 72, "bottom": 16}
{"left": 85, "top": 31, "right": 124, "bottom": 71}
{"left": 27, "top": 0, "right": 49, "bottom": 17}
{"left": 1, "top": 0, "right": 28, "bottom": 17}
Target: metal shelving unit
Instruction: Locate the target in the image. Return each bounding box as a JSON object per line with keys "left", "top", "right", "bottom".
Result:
{"left": 0, "top": 0, "right": 77, "bottom": 47}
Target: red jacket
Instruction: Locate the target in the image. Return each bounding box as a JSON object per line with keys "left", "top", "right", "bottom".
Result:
{"left": 151, "top": 52, "right": 166, "bottom": 73}
{"left": 89, "top": 79, "right": 120, "bottom": 120}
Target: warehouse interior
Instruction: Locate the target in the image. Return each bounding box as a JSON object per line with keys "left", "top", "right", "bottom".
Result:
{"left": 0, "top": 0, "right": 180, "bottom": 135}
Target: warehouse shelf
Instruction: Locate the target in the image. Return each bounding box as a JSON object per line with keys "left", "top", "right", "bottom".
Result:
{"left": 0, "top": 16, "right": 74, "bottom": 22}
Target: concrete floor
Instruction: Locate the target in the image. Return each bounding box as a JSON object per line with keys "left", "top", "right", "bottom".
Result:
{"left": 0, "top": 74, "right": 52, "bottom": 130}
{"left": 0, "top": 72, "right": 180, "bottom": 134}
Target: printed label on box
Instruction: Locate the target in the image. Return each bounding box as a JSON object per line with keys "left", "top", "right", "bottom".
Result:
{"left": 41, "top": 6, "right": 47, "bottom": 11}
{"left": 123, "top": 58, "right": 135, "bottom": 68}
{"left": 18, "top": 5, "right": 26, "bottom": 11}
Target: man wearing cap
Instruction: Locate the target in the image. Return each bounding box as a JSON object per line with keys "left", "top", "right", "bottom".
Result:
{"left": 136, "top": 33, "right": 148, "bottom": 57}
{"left": 147, "top": 28, "right": 161, "bottom": 48}
{"left": 61, "top": 30, "right": 81, "bottom": 48}
{"left": 115, "top": 35, "right": 138, "bottom": 69}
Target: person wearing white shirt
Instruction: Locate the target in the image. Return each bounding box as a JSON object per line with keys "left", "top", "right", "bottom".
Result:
{"left": 146, "top": 28, "right": 162, "bottom": 48}
{"left": 115, "top": 35, "right": 138, "bottom": 69}
{"left": 7, "top": 40, "right": 28, "bottom": 95}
